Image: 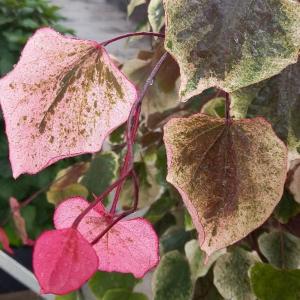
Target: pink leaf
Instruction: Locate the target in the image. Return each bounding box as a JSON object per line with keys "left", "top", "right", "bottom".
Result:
{"left": 0, "top": 28, "right": 137, "bottom": 178}
{"left": 33, "top": 228, "right": 98, "bottom": 295}
{"left": 54, "top": 197, "right": 159, "bottom": 278}
{"left": 9, "top": 197, "right": 34, "bottom": 246}
{"left": 0, "top": 227, "right": 13, "bottom": 254}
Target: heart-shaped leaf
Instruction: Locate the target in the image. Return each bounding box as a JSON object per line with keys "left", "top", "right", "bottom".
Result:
{"left": 54, "top": 197, "right": 159, "bottom": 278}
{"left": 164, "top": 114, "right": 287, "bottom": 255}
{"left": 164, "top": 0, "right": 300, "bottom": 100}
{"left": 0, "top": 28, "right": 137, "bottom": 178}
{"left": 33, "top": 228, "right": 98, "bottom": 295}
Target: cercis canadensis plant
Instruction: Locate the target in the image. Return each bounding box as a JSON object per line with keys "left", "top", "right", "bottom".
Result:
{"left": 0, "top": 0, "right": 300, "bottom": 298}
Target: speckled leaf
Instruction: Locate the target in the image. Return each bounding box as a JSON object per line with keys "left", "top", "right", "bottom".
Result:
{"left": 288, "top": 158, "right": 300, "bottom": 203}
{"left": 54, "top": 197, "right": 159, "bottom": 278}
{"left": 184, "top": 239, "right": 225, "bottom": 281}
{"left": 152, "top": 250, "right": 193, "bottom": 300}
{"left": 231, "top": 58, "right": 300, "bottom": 150}
{"left": 258, "top": 231, "right": 300, "bottom": 269}
{"left": 148, "top": 0, "right": 165, "bottom": 33}
{"left": 250, "top": 263, "right": 300, "bottom": 300}
{"left": 213, "top": 248, "right": 259, "bottom": 300}
{"left": 164, "top": 0, "right": 300, "bottom": 101}
{"left": 122, "top": 46, "right": 180, "bottom": 117}
{"left": 33, "top": 228, "right": 98, "bottom": 295}
{"left": 164, "top": 113, "right": 287, "bottom": 255}
{"left": 0, "top": 28, "right": 137, "bottom": 178}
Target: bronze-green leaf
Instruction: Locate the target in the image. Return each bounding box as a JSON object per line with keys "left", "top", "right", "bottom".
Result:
{"left": 164, "top": 113, "right": 287, "bottom": 255}
{"left": 164, "top": 0, "right": 300, "bottom": 101}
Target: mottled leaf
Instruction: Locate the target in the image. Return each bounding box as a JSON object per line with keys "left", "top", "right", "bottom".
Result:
{"left": 258, "top": 231, "right": 300, "bottom": 269}
{"left": 250, "top": 263, "right": 300, "bottom": 300}
{"left": 9, "top": 197, "right": 34, "bottom": 245}
{"left": 152, "top": 250, "right": 193, "bottom": 300}
{"left": 185, "top": 239, "right": 225, "bottom": 281}
{"left": 81, "top": 152, "right": 119, "bottom": 196}
{"left": 103, "top": 289, "right": 148, "bottom": 300}
{"left": 122, "top": 45, "right": 180, "bottom": 117}
{"left": 33, "top": 228, "right": 98, "bottom": 295}
{"left": 148, "top": 0, "right": 165, "bottom": 33}
{"left": 0, "top": 227, "right": 13, "bottom": 254}
{"left": 54, "top": 197, "right": 159, "bottom": 278}
{"left": 164, "top": 0, "right": 300, "bottom": 100}
{"left": 89, "top": 271, "right": 138, "bottom": 299}
{"left": 164, "top": 113, "right": 287, "bottom": 255}
{"left": 0, "top": 28, "right": 137, "bottom": 178}
{"left": 231, "top": 58, "right": 300, "bottom": 150}
{"left": 288, "top": 158, "right": 300, "bottom": 203}
{"left": 213, "top": 248, "right": 259, "bottom": 300}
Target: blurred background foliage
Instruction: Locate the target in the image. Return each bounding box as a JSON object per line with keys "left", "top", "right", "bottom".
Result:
{"left": 1, "top": 0, "right": 300, "bottom": 300}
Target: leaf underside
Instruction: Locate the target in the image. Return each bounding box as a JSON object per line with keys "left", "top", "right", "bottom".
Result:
{"left": 164, "top": 114, "right": 287, "bottom": 255}
{"left": 164, "top": 0, "right": 300, "bottom": 101}
{"left": 0, "top": 28, "right": 137, "bottom": 178}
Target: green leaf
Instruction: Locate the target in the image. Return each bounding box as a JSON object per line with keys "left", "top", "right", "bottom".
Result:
{"left": 164, "top": 0, "right": 300, "bottom": 100}
{"left": 148, "top": 0, "right": 165, "bottom": 33}
{"left": 127, "top": 0, "right": 146, "bottom": 16}
{"left": 258, "top": 231, "right": 300, "bottom": 269}
{"left": 200, "top": 97, "right": 225, "bottom": 118}
{"left": 145, "top": 193, "right": 177, "bottom": 223}
{"left": 274, "top": 190, "right": 300, "bottom": 224}
{"left": 213, "top": 248, "right": 259, "bottom": 300}
{"left": 89, "top": 271, "right": 138, "bottom": 299}
{"left": 185, "top": 239, "right": 225, "bottom": 281}
{"left": 232, "top": 59, "right": 300, "bottom": 150}
{"left": 47, "top": 183, "right": 88, "bottom": 206}
{"left": 81, "top": 152, "right": 119, "bottom": 196}
{"left": 152, "top": 250, "right": 192, "bottom": 300}
{"left": 103, "top": 289, "right": 148, "bottom": 300}
{"left": 55, "top": 291, "right": 78, "bottom": 300}
{"left": 250, "top": 263, "right": 300, "bottom": 300}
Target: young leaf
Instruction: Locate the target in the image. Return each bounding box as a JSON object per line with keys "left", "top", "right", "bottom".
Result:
{"left": 9, "top": 197, "right": 34, "bottom": 245}
{"left": 213, "top": 248, "right": 259, "bottom": 300}
{"left": 258, "top": 231, "right": 300, "bottom": 269}
{"left": 164, "top": 114, "right": 287, "bottom": 255}
{"left": 184, "top": 239, "right": 225, "bottom": 281}
{"left": 164, "top": 0, "right": 300, "bottom": 100}
{"left": 250, "top": 263, "right": 300, "bottom": 300}
{"left": 231, "top": 58, "right": 300, "bottom": 150}
{"left": 0, "top": 227, "right": 13, "bottom": 254}
{"left": 152, "top": 250, "right": 192, "bottom": 300}
{"left": 33, "top": 228, "right": 98, "bottom": 295}
{"left": 54, "top": 197, "right": 159, "bottom": 278}
{"left": 0, "top": 28, "right": 137, "bottom": 178}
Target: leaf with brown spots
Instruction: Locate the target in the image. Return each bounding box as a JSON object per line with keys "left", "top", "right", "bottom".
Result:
{"left": 0, "top": 28, "right": 137, "bottom": 178}
{"left": 164, "top": 114, "right": 287, "bottom": 255}
{"left": 164, "top": 0, "right": 300, "bottom": 101}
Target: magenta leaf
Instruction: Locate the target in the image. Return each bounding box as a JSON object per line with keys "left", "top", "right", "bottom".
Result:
{"left": 0, "top": 28, "right": 137, "bottom": 178}
{"left": 33, "top": 228, "right": 98, "bottom": 295}
{"left": 54, "top": 197, "right": 159, "bottom": 278}
{"left": 9, "top": 197, "right": 34, "bottom": 246}
{"left": 0, "top": 227, "right": 13, "bottom": 254}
